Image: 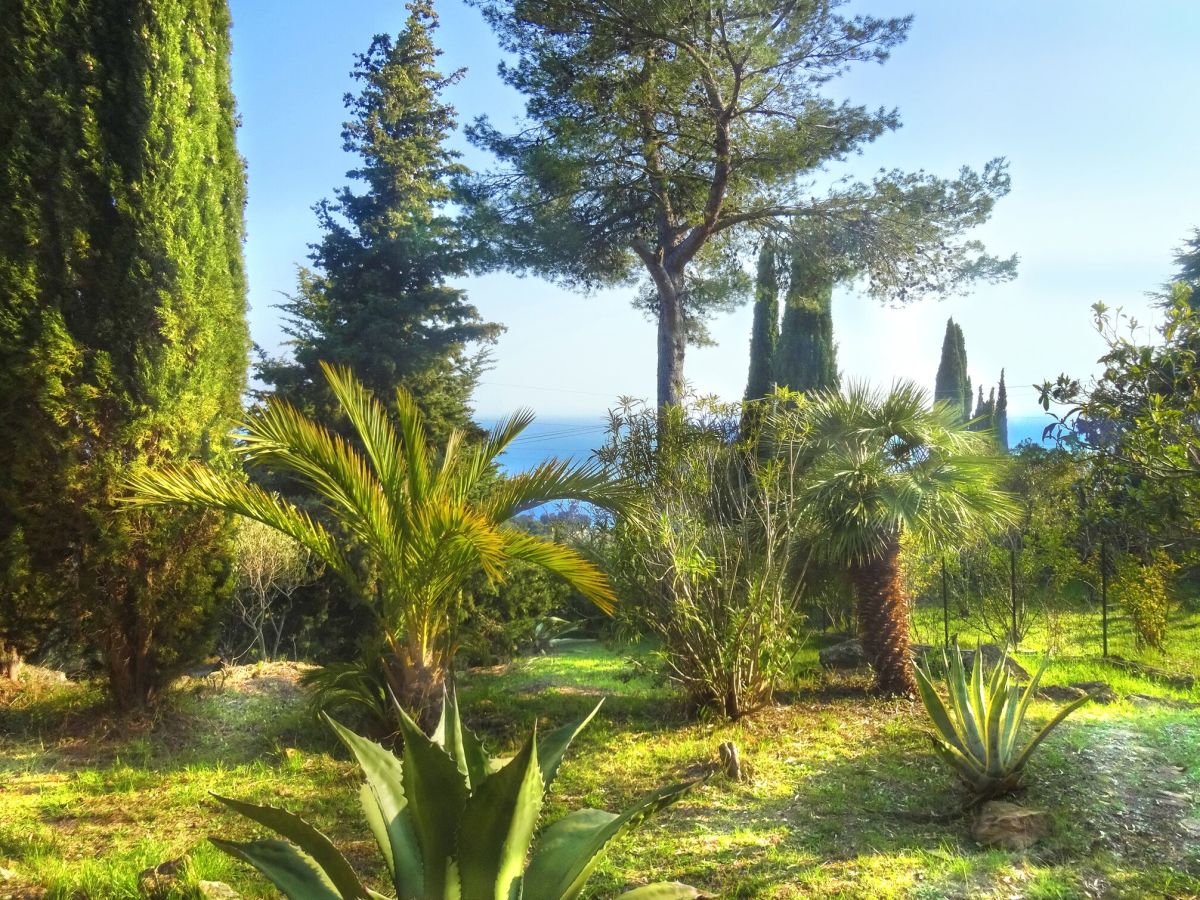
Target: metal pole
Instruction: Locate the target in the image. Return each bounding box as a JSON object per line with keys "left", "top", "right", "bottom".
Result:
{"left": 1101, "top": 540, "right": 1109, "bottom": 658}
{"left": 941, "top": 557, "right": 950, "bottom": 647}
{"left": 1010, "top": 546, "right": 1018, "bottom": 649}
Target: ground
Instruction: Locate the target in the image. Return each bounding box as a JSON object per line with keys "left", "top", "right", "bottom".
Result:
{"left": 2, "top": 631, "right": 1199, "bottom": 898}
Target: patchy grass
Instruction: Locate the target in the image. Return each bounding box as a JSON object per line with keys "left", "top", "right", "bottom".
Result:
{"left": 2, "top": 644, "right": 1199, "bottom": 897}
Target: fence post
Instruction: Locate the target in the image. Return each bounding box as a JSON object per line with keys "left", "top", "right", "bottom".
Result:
{"left": 1101, "top": 540, "right": 1109, "bottom": 658}
{"left": 1009, "top": 546, "right": 1018, "bottom": 649}
{"left": 941, "top": 557, "right": 950, "bottom": 647}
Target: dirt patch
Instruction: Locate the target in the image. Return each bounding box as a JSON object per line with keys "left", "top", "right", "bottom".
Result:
{"left": 188, "top": 660, "right": 316, "bottom": 700}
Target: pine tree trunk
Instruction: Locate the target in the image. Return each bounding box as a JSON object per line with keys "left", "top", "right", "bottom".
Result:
{"left": 850, "top": 533, "right": 917, "bottom": 696}
{"left": 656, "top": 275, "right": 687, "bottom": 410}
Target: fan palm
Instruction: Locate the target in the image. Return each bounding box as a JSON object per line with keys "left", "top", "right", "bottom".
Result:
{"left": 771, "top": 381, "right": 1016, "bottom": 696}
{"left": 124, "top": 363, "right": 629, "bottom": 725}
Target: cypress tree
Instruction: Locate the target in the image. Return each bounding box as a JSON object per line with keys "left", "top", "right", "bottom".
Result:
{"left": 0, "top": 0, "right": 249, "bottom": 706}
{"left": 774, "top": 253, "right": 839, "bottom": 394}
{"left": 995, "top": 369, "right": 1009, "bottom": 450}
{"left": 257, "top": 3, "right": 501, "bottom": 440}
{"left": 934, "top": 318, "right": 972, "bottom": 421}
{"left": 744, "top": 243, "right": 780, "bottom": 401}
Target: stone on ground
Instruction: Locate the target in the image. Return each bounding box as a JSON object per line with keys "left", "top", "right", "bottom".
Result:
{"left": 972, "top": 801, "right": 1050, "bottom": 851}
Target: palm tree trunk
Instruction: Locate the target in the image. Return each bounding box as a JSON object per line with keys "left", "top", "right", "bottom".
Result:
{"left": 383, "top": 635, "right": 445, "bottom": 733}
{"left": 850, "top": 533, "right": 917, "bottom": 696}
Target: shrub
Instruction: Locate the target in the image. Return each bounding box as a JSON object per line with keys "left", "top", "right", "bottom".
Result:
{"left": 1115, "top": 551, "right": 1175, "bottom": 651}
{"left": 914, "top": 642, "right": 1087, "bottom": 798}
{"left": 211, "top": 693, "right": 705, "bottom": 898}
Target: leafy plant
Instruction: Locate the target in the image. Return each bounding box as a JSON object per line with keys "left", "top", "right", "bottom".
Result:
{"left": 124, "top": 363, "right": 628, "bottom": 725}
{"left": 913, "top": 642, "right": 1088, "bottom": 798}
{"left": 211, "top": 694, "right": 705, "bottom": 898}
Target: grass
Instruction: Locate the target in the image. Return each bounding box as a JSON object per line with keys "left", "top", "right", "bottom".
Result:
{"left": 2, "top": 634, "right": 1200, "bottom": 897}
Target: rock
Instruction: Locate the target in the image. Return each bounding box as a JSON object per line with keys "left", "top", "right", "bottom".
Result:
{"left": 961, "top": 644, "right": 1029, "bottom": 681}
{"left": 718, "top": 741, "right": 744, "bottom": 782}
{"left": 1069, "top": 681, "right": 1116, "bottom": 704}
{"left": 138, "top": 858, "right": 184, "bottom": 898}
{"left": 972, "top": 801, "right": 1050, "bottom": 851}
{"left": 0, "top": 866, "right": 17, "bottom": 882}
{"left": 1038, "top": 684, "right": 1089, "bottom": 703}
{"left": 819, "top": 638, "right": 866, "bottom": 670}
{"left": 198, "top": 882, "right": 240, "bottom": 899}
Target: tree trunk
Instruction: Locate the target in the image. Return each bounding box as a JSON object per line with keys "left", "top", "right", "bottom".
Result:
{"left": 383, "top": 638, "right": 447, "bottom": 734}
{"left": 656, "top": 275, "right": 687, "bottom": 410}
{"left": 850, "top": 533, "right": 917, "bottom": 696}
{"left": 1, "top": 643, "right": 21, "bottom": 681}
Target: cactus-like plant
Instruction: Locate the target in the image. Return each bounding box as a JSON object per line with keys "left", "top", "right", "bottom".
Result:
{"left": 913, "top": 643, "right": 1088, "bottom": 798}
{"left": 210, "top": 694, "right": 705, "bottom": 898}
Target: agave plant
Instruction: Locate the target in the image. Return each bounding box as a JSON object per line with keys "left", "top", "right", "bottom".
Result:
{"left": 211, "top": 694, "right": 705, "bottom": 898}
{"left": 913, "top": 642, "right": 1089, "bottom": 798}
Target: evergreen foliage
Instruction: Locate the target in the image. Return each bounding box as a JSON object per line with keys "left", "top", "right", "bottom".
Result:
{"left": 934, "top": 319, "right": 972, "bottom": 421}
{"left": 744, "top": 244, "right": 780, "bottom": 402}
{"left": 1172, "top": 227, "right": 1200, "bottom": 304}
{"left": 257, "top": 3, "right": 501, "bottom": 441}
{"left": 0, "top": 0, "right": 249, "bottom": 706}
{"left": 466, "top": 0, "right": 1015, "bottom": 408}
{"left": 774, "top": 254, "right": 839, "bottom": 394}
{"left": 995, "top": 369, "right": 1010, "bottom": 449}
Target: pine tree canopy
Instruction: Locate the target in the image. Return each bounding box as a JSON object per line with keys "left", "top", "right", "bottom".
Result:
{"left": 257, "top": 2, "right": 501, "bottom": 441}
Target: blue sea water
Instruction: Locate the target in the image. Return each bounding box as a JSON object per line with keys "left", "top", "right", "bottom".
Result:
{"left": 485, "top": 414, "right": 1058, "bottom": 474}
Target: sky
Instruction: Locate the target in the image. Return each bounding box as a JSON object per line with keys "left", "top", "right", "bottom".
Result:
{"left": 227, "top": 0, "right": 1200, "bottom": 422}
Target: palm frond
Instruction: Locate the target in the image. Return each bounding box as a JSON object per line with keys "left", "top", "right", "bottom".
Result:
{"left": 501, "top": 529, "right": 616, "bottom": 615}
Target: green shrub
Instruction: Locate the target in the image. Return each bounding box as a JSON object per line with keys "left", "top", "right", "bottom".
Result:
{"left": 914, "top": 642, "right": 1087, "bottom": 798}
{"left": 211, "top": 693, "right": 705, "bottom": 898}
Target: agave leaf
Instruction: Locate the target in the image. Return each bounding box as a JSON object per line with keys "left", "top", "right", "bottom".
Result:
{"left": 525, "top": 779, "right": 699, "bottom": 900}
{"left": 211, "top": 794, "right": 369, "bottom": 898}
{"left": 537, "top": 699, "right": 603, "bottom": 793}
{"left": 614, "top": 883, "right": 710, "bottom": 898}
{"left": 395, "top": 699, "right": 469, "bottom": 898}
{"left": 1004, "top": 655, "right": 1050, "bottom": 761}
{"left": 913, "top": 662, "right": 970, "bottom": 758}
{"left": 359, "top": 783, "right": 394, "bottom": 879}
{"left": 928, "top": 738, "right": 987, "bottom": 790}
{"left": 970, "top": 642, "right": 987, "bottom": 727}
{"left": 947, "top": 646, "right": 985, "bottom": 762}
{"left": 1010, "top": 695, "right": 1090, "bottom": 774}
{"left": 324, "top": 715, "right": 424, "bottom": 898}
{"left": 982, "top": 670, "right": 1010, "bottom": 778}
{"left": 209, "top": 838, "right": 343, "bottom": 899}
{"left": 460, "top": 720, "right": 493, "bottom": 789}
{"left": 457, "top": 730, "right": 545, "bottom": 899}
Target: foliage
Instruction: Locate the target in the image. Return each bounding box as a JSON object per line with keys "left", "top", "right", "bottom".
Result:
{"left": 771, "top": 382, "right": 1016, "bottom": 695}
{"left": 125, "top": 364, "right": 628, "bottom": 726}
{"left": 934, "top": 319, "right": 972, "bottom": 421}
{"left": 228, "top": 520, "right": 324, "bottom": 663}
{"left": 1114, "top": 551, "right": 1176, "bottom": 652}
{"left": 257, "top": 3, "right": 501, "bottom": 442}
{"left": 773, "top": 252, "right": 840, "bottom": 395}
{"left": 744, "top": 244, "right": 781, "bottom": 403}
{"left": 466, "top": 0, "right": 1015, "bottom": 407}
{"left": 212, "top": 693, "right": 703, "bottom": 899}
{"left": 0, "top": 0, "right": 249, "bottom": 707}
{"left": 914, "top": 642, "right": 1088, "bottom": 798}
{"left": 596, "top": 396, "right": 806, "bottom": 718}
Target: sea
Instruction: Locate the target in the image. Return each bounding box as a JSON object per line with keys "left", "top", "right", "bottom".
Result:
{"left": 486, "top": 414, "right": 1058, "bottom": 475}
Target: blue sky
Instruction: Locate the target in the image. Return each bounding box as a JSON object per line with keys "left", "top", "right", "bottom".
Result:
{"left": 228, "top": 0, "right": 1200, "bottom": 419}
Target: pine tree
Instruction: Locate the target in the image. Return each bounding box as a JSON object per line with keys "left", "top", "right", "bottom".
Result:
{"left": 0, "top": 0, "right": 249, "bottom": 706}
{"left": 995, "top": 369, "right": 1010, "bottom": 450}
{"left": 257, "top": 3, "right": 501, "bottom": 441}
{"left": 744, "top": 243, "right": 780, "bottom": 401}
{"left": 934, "top": 318, "right": 972, "bottom": 421}
{"left": 774, "top": 254, "right": 839, "bottom": 394}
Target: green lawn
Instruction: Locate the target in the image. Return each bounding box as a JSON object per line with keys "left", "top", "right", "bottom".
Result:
{"left": 2, "top": 636, "right": 1199, "bottom": 898}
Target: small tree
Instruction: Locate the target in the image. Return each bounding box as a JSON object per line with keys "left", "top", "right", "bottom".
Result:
{"left": 231, "top": 520, "right": 323, "bottom": 662}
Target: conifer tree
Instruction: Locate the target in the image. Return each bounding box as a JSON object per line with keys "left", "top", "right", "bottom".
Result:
{"left": 995, "top": 369, "right": 1010, "bottom": 450}
{"left": 934, "top": 318, "right": 972, "bottom": 421}
{"left": 257, "top": 3, "right": 501, "bottom": 441}
{"left": 744, "top": 243, "right": 780, "bottom": 401}
{"left": 0, "top": 0, "right": 249, "bottom": 706}
{"left": 774, "top": 254, "right": 839, "bottom": 394}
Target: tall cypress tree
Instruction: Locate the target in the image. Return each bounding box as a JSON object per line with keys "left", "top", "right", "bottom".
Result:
{"left": 995, "top": 368, "right": 1009, "bottom": 450}
{"left": 934, "top": 318, "right": 972, "bottom": 421}
{"left": 774, "top": 253, "right": 839, "bottom": 394}
{"left": 744, "top": 243, "right": 780, "bottom": 401}
{"left": 0, "top": 0, "right": 249, "bottom": 705}
{"left": 257, "top": 3, "right": 501, "bottom": 440}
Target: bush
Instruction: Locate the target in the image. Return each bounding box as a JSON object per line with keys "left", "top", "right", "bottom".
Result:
{"left": 597, "top": 397, "right": 807, "bottom": 718}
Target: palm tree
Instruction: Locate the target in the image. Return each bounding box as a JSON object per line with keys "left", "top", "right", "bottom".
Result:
{"left": 772, "top": 381, "right": 1016, "bottom": 695}
{"left": 124, "top": 363, "right": 629, "bottom": 724}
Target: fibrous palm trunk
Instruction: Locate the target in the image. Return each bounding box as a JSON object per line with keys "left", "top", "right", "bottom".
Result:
{"left": 850, "top": 532, "right": 917, "bottom": 696}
